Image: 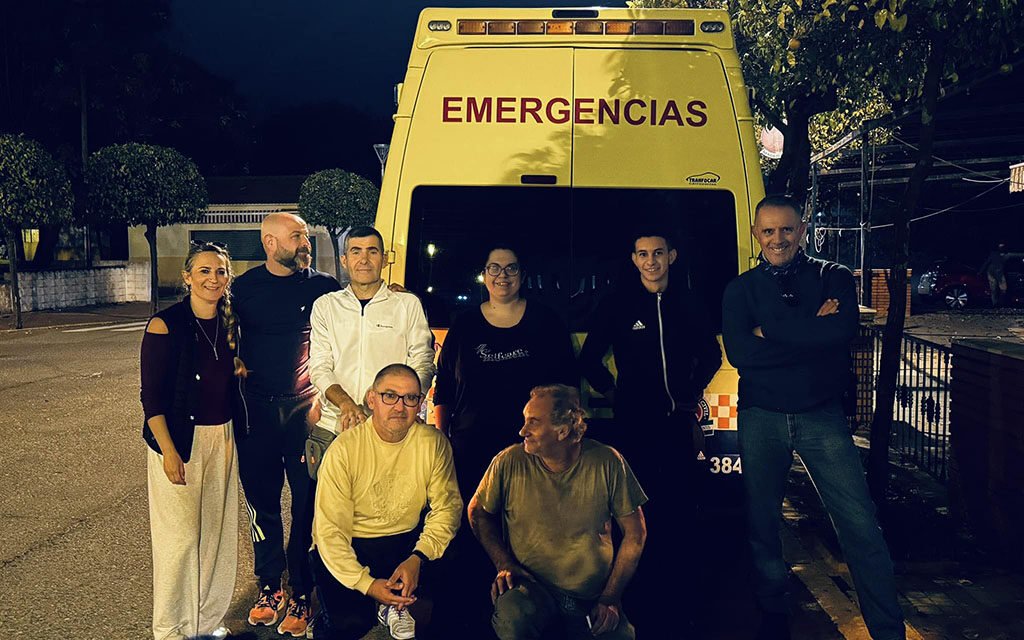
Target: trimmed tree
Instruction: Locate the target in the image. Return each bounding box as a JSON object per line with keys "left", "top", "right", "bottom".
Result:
{"left": 0, "top": 134, "right": 74, "bottom": 328}
{"left": 299, "top": 169, "right": 380, "bottom": 281}
{"left": 86, "top": 143, "right": 207, "bottom": 314}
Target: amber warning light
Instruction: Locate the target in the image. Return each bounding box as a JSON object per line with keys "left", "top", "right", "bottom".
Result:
{"left": 456, "top": 19, "right": 696, "bottom": 36}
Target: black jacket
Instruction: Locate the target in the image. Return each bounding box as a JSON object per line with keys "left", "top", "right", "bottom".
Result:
{"left": 579, "top": 280, "right": 722, "bottom": 418}
{"left": 721, "top": 256, "right": 858, "bottom": 413}
{"left": 140, "top": 298, "right": 249, "bottom": 462}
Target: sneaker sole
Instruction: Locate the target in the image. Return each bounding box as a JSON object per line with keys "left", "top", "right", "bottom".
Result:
{"left": 277, "top": 624, "right": 308, "bottom": 638}
{"left": 248, "top": 605, "right": 284, "bottom": 626}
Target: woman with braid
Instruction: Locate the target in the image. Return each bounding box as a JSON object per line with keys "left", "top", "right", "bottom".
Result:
{"left": 140, "top": 242, "right": 248, "bottom": 640}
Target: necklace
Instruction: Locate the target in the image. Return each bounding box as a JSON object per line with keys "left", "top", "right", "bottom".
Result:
{"left": 194, "top": 317, "right": 219, "bottom": 361}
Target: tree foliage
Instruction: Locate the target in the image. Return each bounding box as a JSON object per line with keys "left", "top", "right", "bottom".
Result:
{"left": 0, "top": 134, "right": 73, "bottom": 327}
{"left": 86, "top": 143, "right": 207, "bottom": 313}
{"left": 299, "top": 168, "right": 380, "bottom": 281}
{"left": 85, "top": 143, "right": 207, "bottom": 227}
{"left": 0, "top": 134, "right": 74, "bottom": 230}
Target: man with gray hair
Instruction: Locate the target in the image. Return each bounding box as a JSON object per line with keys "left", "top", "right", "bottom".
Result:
{"left": 469, "top": 384, "right": 647, "bottom": 640}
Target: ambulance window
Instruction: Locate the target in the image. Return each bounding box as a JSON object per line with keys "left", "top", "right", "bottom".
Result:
{"left": 570, "top": 188, "right": 737, "bottom": 333}
{"left": 406, "top": 186, "right": 737, "bottom": 332}
{"left": 407, "top": 186, "right": 573, "bottom": 328}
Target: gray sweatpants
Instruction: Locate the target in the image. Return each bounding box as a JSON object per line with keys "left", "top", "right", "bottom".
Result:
{"left": 147, "top": 422, "right": 238, "bottom": 640}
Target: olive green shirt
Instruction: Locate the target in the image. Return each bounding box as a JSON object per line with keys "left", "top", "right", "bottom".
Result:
{"left": 475, "top": 439, "right": 647, "bottom": 599}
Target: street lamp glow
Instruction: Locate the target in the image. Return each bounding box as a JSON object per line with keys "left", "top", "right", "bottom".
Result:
{"left": 426, "top": 243, "right": 437, "bottom": 257}
{"left": 426, "top": 286, "right": 434, "bottom": 293}
{"left": 476, "top": 274, "right": 485, "bottom": 283}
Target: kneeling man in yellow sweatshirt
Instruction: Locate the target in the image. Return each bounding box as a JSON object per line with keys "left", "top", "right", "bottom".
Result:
{"left": 311, "top": 363, "right": 462, "bottom": 640}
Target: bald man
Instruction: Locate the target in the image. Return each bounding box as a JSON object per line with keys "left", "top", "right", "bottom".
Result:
{"left": 232, "top": 212, "right": 341, "bottom": 636}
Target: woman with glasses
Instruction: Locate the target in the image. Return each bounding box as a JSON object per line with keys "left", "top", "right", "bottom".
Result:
{"left": 432, "top": 243, "right": 577, "bottom": 634}
{"left": 140, "top": 242, "right": 247, "bottom": 640}
{"left": 435, "top": 244, "right": 577, "bottom": 492}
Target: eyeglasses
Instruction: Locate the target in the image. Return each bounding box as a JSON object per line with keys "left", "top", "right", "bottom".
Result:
{"left": 375, "top": 390, "right": 424, "bottom": 408}
{"left": 484, "top": 263, "right": 521, "bottom": 277}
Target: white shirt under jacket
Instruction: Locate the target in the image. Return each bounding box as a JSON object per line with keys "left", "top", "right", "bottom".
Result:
{"left": 309, "top": 282, "right": 436, "bottom": 434}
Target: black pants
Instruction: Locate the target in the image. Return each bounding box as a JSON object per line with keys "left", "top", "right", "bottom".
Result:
{"left": 237, "top": 393, "right": 316, "bottom": 594}
{"left": 311, "top": 531, "right": 430, "bottom": 640}
{"left": 439, "top": 436, "right": 503, "bottom": 639}
{"left": 615, "top": 410, "right": 700, "bottom": 636}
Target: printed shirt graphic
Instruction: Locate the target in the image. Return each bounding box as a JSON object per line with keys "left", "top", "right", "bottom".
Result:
{"left": 434, "top": 303, "right": 577, "bottom": 441}
{"left": 475, "top": 343, "right": 531, "bottom": 363}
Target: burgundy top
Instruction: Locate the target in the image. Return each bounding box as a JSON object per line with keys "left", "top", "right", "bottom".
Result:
{"left": 141, "top": 315, "right": 234, "bottom": 426}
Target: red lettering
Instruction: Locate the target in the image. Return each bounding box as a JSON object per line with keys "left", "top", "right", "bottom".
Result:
{"left": 686, "top": 100, "right": 708, "bottom": 127}
{"left": 467, "top": 97, "right": 493, "bottom": 122}
{"left": 624, "top": 99, "right": 646, "bottom": 125}
{"left": 547, "top": 97, "right": 570, "bottom": 124}
{"left": 496, "top": 97, "right": 516, "bottom": 123}
{"left": 659, "top": 99, "right": 685, "bottom": 126}
{"left": 573, "top": 98, "right": 595, "bottom": 124}
{"left": 598, "top": 99, "right": 620, "bottom": 125}
{"left": 442, "top": 97, "right": 462, "bottom": 122}
{"left": 521, "top": 97, "right": 542, "bottom": 123}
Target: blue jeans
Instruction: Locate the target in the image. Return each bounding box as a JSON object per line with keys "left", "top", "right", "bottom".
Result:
{"left": 738, "top": 402, "right": 905, "bottom": 640}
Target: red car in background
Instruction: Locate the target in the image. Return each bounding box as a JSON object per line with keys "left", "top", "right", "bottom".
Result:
{"left": 918, "top": 257, "right": 1024, "bottom": 309}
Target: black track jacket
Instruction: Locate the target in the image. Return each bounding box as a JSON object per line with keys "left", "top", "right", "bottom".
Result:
{"left": 580, "top": 280, "right": 722, "bottom": 419}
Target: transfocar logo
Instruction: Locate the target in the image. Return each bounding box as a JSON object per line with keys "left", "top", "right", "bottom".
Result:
{"left": 686, "top": 171, "right": 720, "bottom": 185}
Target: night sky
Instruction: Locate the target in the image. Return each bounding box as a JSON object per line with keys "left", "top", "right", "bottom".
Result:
{"left": 167, "top": 1, "right": 600, "bottom": 120}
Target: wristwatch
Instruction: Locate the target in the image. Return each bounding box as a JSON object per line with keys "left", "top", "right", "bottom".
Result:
{"left": 411, "top": 549, "right": 429, "bottom": 563}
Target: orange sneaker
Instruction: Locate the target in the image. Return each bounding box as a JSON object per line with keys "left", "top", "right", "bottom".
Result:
{"left": 247, "top": 585, "right": 285, "bottom": 626}
{"left": 277, "top": 595, "right": 312, "bottom": 637}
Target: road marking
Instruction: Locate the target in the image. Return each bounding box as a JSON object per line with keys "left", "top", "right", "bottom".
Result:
{"left": 110, "top": 325, "right": 147, "bottom": 332}
{"left": 63, "top": 321, "right": 148, "bottom": 333}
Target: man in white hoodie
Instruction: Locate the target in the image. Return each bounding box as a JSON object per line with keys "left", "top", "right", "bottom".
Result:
{"left": 308, "top": 225, "right": 436, "bottom": 445}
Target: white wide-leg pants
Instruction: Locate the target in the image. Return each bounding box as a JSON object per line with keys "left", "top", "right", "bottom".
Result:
{"left": 147, "top": 422, "right": 238, "bottom": 640}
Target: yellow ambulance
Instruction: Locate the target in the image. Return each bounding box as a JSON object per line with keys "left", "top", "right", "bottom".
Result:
{"left": 374, "top": 7, "right": 765, "bottom": 499}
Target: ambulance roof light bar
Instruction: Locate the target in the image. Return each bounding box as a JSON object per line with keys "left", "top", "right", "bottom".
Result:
{"left": 456, "top": 19, "right": 696, "bottom": 36}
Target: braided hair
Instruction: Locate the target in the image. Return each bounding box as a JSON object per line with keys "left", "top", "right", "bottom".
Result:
{"left": 183, "top": 241, "right": 238, "bottom": 352}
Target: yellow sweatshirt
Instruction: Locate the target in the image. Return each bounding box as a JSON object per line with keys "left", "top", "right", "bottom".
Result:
{"left": 312, "top": 417, "right": 462, "bottom": 594}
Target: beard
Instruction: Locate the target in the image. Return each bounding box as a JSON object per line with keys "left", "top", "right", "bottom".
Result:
{"left": 274, "top": 247, "right": 311, "bottom": 271}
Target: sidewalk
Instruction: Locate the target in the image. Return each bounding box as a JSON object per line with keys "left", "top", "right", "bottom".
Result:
{"left": 0, "top": 299, "right": 168, "bottom": 332}
{"left": 783, "top": 445, "right": 1024, "bottom": 640}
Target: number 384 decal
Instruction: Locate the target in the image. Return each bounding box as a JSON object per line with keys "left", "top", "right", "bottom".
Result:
{"left": 708, "top": 456, "right": 743, "bottom": 474}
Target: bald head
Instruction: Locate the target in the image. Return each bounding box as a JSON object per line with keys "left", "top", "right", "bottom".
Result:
{"left": 262, "top": 212, "right": 312, "bottom": 274}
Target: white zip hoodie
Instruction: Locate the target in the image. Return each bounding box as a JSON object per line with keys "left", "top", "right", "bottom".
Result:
{"left": 309, "top": 282, "right": 436, "bottom": 434}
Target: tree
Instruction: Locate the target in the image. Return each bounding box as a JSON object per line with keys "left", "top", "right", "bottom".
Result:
{"left": 0, "top": 134, "right": 73, "bottom": 328}
{"left": 844, "top": 0, "right": 1024, "bottom": 502}
{"left": 299, "top": 169, "right": 379, "bottom": 281}
{"left": 86, "top": 143, "right": 207, "bottom": 314}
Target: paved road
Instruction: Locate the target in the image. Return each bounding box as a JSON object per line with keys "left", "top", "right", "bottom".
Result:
{"left": 0, "top": 321, "right": 840, "bottom": 640}
{"left": 0, "top": 321, "right": 269, "bottom": 640}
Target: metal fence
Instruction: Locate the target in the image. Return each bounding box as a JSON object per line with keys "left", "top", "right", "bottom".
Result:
{"left": 860, "top": 326, "right": 953, "bottom": 481}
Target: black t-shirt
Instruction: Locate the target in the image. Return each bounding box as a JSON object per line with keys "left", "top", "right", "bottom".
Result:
{"left": 434, "top": 301, "right": 577, "bottom": 452}
{"left": 232, "top": 265, "right": 340, "bottom": 398}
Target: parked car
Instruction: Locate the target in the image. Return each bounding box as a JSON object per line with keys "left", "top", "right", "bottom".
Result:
{"left": 918, "top": 258, "right": 1024, "bottom": 309}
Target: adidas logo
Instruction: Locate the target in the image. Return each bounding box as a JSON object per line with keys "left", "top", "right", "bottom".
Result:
{"left": 632, "top": 320, "right": 646, "bottom": 331}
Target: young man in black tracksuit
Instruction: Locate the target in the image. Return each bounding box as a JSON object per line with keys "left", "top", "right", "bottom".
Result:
{"left": 579, "top": 229, "right": 721, "bottom": 636}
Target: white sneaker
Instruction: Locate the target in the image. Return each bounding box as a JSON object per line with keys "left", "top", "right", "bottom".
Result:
{"left": 376, "top": 603, "right": 415, "bottom": 640}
